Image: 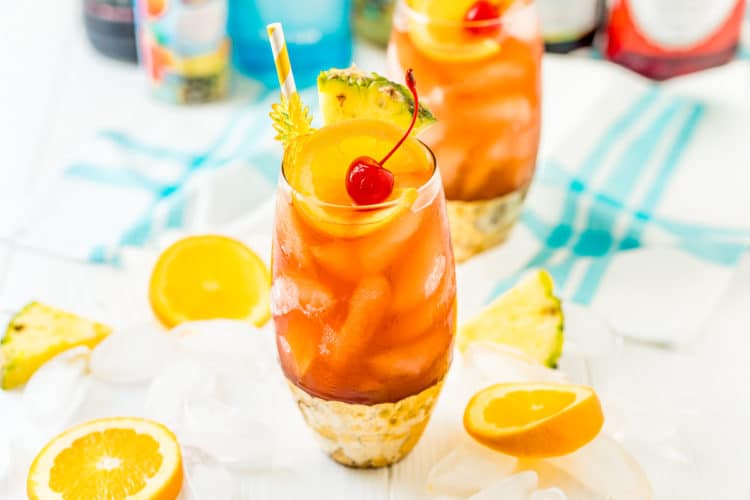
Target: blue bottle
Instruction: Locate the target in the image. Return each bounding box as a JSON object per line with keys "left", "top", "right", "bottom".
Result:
{"left": 228, "top": 0, "right": 353, "bottom": 89}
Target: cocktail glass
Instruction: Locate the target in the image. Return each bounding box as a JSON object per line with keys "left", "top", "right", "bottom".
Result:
{"left": 387, "top": 0, "right": 543, "bottom": 261}
{"left": 271, "top": 119, "right": 457, "bottom": 467}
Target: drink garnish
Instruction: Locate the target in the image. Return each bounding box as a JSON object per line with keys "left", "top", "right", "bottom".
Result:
{"left": 317, "top": 66, "right": 436, "bottom": 132}
{"left": 270, "top": 92, "right": 315, "bottom": 147}
{"left": 345, "top": 69, "right": 420, "bottom": 205}
{"left": 464, "top": 1, "right": 501, "bottom": 35}
{"left": 457, "top": 269, "right": 563, "bottom": 368}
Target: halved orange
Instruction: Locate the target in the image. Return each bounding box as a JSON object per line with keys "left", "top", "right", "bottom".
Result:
{"left": 149, "top": 235, "right": 271, "bottom": 328}
{"left": 28, "top": 417, "right": 183, "bottom": 500}
{"left": 464, "top": 383, "right": 604, "bottom": 458}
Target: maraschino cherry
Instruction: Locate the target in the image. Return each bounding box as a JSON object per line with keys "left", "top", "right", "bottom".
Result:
{"left": 346, "top": 69, "right": 420, "bottom": 205}
{"left": 464, "top": 0, "right": 500, "bottom": 36}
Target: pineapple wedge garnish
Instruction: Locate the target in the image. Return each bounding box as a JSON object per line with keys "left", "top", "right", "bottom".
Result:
{"left": 317, "top": 65, "right": 436, "bottom": 132}
{"left": 0, "top": 302, "right": 111, "bottom": 389}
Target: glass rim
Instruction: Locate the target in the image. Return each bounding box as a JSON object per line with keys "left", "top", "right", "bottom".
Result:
{"left": 395, "top": 0, "right": 530, "bottom": 28}
{"left": 280, "top": 137, "right": 440, "bottom": 213}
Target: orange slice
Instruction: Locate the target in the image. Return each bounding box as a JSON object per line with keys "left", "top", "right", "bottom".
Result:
{"left": 406, "top": 0, "right": 507, "bottom": 62}
{"left": 283, "top": 119, "right": 433, "bottom": 238}
{"left": 464, "top": 383, "right": 604, "bottom": 458}
{"left": 294, "top": 187, "right": 419, "bottom": 239}
{"left": 28, "top": 417, "right": 183, "bottom": 500}
{"left": 149, "top": 235, "right": 271, "bottom": 328}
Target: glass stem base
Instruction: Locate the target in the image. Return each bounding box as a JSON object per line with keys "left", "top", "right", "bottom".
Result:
{"left": 286, "top": 379, "right": 444, "bottom": 468}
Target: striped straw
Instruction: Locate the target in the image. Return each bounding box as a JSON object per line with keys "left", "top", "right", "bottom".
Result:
{"left": 267, "top": 23, "right": 297, "bottom": 98}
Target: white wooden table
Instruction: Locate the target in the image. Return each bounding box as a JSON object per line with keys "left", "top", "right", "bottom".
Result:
{"left": 2, "top": 1, "right": 750, "bottom": 498}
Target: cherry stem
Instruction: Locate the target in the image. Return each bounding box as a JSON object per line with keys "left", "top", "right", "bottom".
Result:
{"left": 379, "top": 69, "right": 419, "bottom": 167}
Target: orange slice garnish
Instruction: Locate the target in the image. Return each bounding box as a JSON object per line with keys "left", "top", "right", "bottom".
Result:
{"left": 149, "top": 235, "right": 271, "bottom": 328}
{"left": 283, "top": 119, "right": 433, "bottom": 238}
{"left": 27, "top": 417, "right": 183, "bottom": 500}
{"left": 406, "top": 0, "right": 507, "bottom": 62}
{"left": 294, "top": 187, "right": 419, "bottom": 239}
{"left": 464, "top": 382, "right": 604, "bottom": 458}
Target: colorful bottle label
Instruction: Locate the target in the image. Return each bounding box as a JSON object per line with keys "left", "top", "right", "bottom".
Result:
{"left": 606, "top": 0, "right": 746, "bottom": 79}
{"left": 625, "top": 0, "right": 739, "bottom": 48}
{"left": 135, "top": 0, "right": 230, "bottom": 104}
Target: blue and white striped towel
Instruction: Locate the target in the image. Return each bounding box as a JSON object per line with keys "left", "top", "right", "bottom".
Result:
{"left": 5, "top": 87, "right": 299, "bottom": 264}
{"left": 6, "top": 60, "right": 750, "bottom": 344}
{"left": 460, "top": 62, "right": 750, "bottom": 344}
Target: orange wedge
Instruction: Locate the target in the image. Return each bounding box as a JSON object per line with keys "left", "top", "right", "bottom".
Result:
{"left": 406, "top": 0, "right": 507, "bottom": 62}
{"left": 464, "top": 383, "right": 604, "bottom": 458}
{"left": 294, "top": 187, "right": 419, "bottom": 239}
{"left": 28, "top": 417, "right": 183, "bottom": 500}
{"left": 149, "top": 235, "right": 271, "bottom": 328}
{"left": 283, "top": 119, "right": 432, "bottom": 238}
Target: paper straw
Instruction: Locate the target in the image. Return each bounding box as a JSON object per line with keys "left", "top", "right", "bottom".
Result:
{"left": 267, "top": 23, "right": 297, "bottom": 98}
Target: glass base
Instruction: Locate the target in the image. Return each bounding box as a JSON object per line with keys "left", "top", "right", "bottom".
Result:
{"left": 447, "top": 186, "right": 529, "bottom": 263}
{"left": 287, "top": 379, "right": 444, "bottom": 468}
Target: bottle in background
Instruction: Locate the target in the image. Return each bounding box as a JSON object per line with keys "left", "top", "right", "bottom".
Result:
{"left": 605, "top": 0, "right": 747, "bottom": 80}
{"left": 538, "top": 0, "right": 604, "bottom": 53}
{"left": 83, "top": 0, "right": 138, "bottom": 62}
{"left": 134, "top": 0, "right": 230, "bottom": 104}
{"left": 228, "top": 0, "right": 353, "bottom": 89}
{"left": 353, "top": 0, "right": 396, "bottom": 46}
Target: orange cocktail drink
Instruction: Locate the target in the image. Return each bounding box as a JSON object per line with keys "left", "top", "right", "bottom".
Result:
{"left": 388, "top": 0, "right": 543, "bottom": 261}
{"left": 271, "top": 70, "right": 456, "bottom": 467}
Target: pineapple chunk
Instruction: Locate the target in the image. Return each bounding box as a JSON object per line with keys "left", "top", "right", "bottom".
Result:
{"left": 458, "top": 270, "right": 564, "bottom": 368}
{"left": 317, "top": 65, "right": 437, "bottom": 133}
{"left": 0, "top": 302, "right": 111, "bottom": 389}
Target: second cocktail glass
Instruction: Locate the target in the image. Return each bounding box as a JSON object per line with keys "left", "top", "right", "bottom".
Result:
{"left": 388, "top": 0, "right": 543, "bottom": 261}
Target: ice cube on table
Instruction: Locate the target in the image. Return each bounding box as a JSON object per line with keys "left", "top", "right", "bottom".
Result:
{"left": 90, "top": 324, "right": 175, "bottom": 384}
{"left": 426, "top": 437, "right": 518, "bottom": 497}
{"left": 22, "top": 346, "right": 91, "bottom": 433}
{"left": 561, "top": 303, "right": 620, "bottom": 358}
{"left": 460, "top": 342, "right": 567, "bottom": 400}
{"left": 145, "top": 360, "right": 219, "bottom": 432}
{"left": 528, "top": 461, "right": 601, "bottom": 500}
{"left": 181, "top": 396, "right": 273, "bottom": 472}
{"left": 171, "top": 320, "right": 275, "bottom": 379}
{"left": 214, "top": 371, "right": 278, "bottom": 424}
{"left": 468, "top": 471, "right": 538, "bottom": 500}
{"left": 181, "top": 451, "right": 238, "bottom": 500}
{"left": 547, "top": 435, "right": 652, "bottom": 500}
{"left": 530, "top": 488, "right": 567, "bottom": 500}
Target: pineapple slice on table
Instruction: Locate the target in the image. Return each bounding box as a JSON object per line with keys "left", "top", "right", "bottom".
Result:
{"left": 458, "top": 270, "right": 564, "bottom": 368}
{"left": 0, "top": 302, "right": 111, "bottom": 389}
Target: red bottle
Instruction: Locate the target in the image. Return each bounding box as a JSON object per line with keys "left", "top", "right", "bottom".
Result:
{"left": 605, "top": 0, "right": 747, "bottom": 80}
